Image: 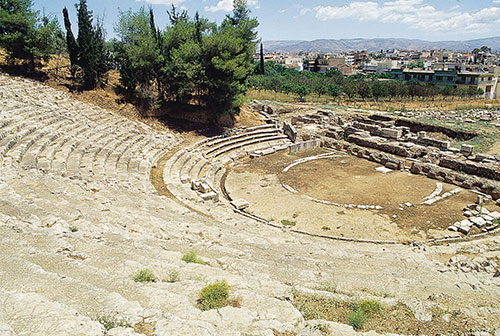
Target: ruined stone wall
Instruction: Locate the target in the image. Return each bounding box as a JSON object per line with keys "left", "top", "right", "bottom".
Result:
{"left": 394, "top": 119, "right": 477, "bottom": 141}
{"left": 283, "top": 121, "right": 297, "bottom": 143}
{"left": 414, "top": 135, "right": 450, "bottom": 150}
{"left": 347, "top": 135, "right": 412, "bottom": 157}
{"left": 289, "top": 139, "right": 321, "bottom": 153}
{"left": 439, "top": 157, "right": 500, "bottom": 182}
{"left": 410, "top": 161, "right": 500, "bottom": 200}
{"left": 324, "top": 138, "right": 404, "bottom": 170}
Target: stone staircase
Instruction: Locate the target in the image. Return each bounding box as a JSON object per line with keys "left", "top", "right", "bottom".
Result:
{"left": 0, "top": 73, "right": 498, "bottom": 336}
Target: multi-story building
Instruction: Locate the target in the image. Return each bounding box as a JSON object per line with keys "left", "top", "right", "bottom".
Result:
{"left": 390, "top": 68, "right": 500, "bottom": 98}
{"left": 303, "top": 54, "right": 353, "bottom": 74}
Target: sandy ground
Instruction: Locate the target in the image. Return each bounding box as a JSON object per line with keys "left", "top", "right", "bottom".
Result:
{"left": 225, "top": 149, "right": 493, "bottom": 242}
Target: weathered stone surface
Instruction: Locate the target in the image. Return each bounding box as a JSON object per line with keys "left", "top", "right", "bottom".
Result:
{"left": 108, "top": 327, "right": 144, "bottom": 336}
{"left": 200, "top": 191, "right": 218, "bottom": 201}
{"left": 461, "top": 144, "right": 474, "bottom": 156}
{"left": 1, "top": 74, "right": 499, "bottom": 336}
{"left": 283, "top": 121, "right": 297, "bottom": 143}
{"left": 289, "top": 139, "right": 321, "bottom": 153}
{"left": 231, "top": 199, "right": 249, "bottom": 210}
{"left": 470, "top": 217, "right": 487, "bottom": 228}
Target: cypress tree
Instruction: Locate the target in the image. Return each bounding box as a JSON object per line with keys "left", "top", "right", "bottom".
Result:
{"left": 62, "top": 7, "right": 78, "bottom": 77}
{"left": 148, "top": 7, "right": 157, "bottom": 42}
{"left": 72, "top": 0, "right": 110, "bottom": 89}
{"left": 76, "top": 0, "right": 95, "bottom": 88}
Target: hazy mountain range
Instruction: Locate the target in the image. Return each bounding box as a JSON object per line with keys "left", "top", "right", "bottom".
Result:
{"left": 262, "top": 37, "right": 500, "bottom": 53}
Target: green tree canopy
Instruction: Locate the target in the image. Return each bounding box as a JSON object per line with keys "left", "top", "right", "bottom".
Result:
{"left": 0, "top": 0, "right": 63, "bottom": 70}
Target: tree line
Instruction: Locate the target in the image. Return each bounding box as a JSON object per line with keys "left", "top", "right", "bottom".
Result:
{"left": 249, "top": 62, "right": 485, "bottom": 102}
{"left": 0, "top": 0, "right": 258, "bottom": 113}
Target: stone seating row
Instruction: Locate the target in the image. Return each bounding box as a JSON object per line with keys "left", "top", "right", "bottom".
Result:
{"left": 163, "top": 133, "right": 291, "bottom": 215}
{"left": 0, "top": 80, "right": 176, "bottom": 194}
{"left": 206, "top": 127, "right": 279, "bottom": 149}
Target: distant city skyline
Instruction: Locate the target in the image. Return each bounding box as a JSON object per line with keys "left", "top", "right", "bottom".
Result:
{"left": 34, "top": 0, "right": 500, "bottom": 42}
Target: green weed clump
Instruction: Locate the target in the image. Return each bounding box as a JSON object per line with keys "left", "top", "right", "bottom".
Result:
{"left": 346, "top": 299, "right": 381, "bottom": 330}
{"left": 181, "top": 251, "right": 205, "bottom": 264}
{"left": 357, "top": 299, "right": 381, "bottom": 316}
{"left": 281, "top": 219, "right": 296, "bottom": 226}
{"left": 198, "top": 280, "right": 230, "bottom": 311}
{"left": 133, "top": 268, "right": 156, "bottom": 283}
{"left": 347, "top": 310, "right": 367, "bottom": 330}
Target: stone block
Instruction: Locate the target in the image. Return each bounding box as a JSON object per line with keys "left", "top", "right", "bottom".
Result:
{"left": 489, "top": 211, "right": 500, "bottom": 219}
{"left": 470, "top": 217, "right": 487, "bottom": 228}
{"left": 200, "top": 191, "right": 218, "bottom": 201}
{"left": 191, "top": 180, "right": 203, "bottom": 191}
{"left": 199, "top": 182, "right": 212, "bottom": 194}
{"left": 230, "top": 199, "right": 249, "bottom": 210}
{"left": 375, "top": 166, "right": 392, "bottom": 174}
{"left": 460, "top": 144, "right": 474, "bottom": 156}
{"left": 385, "top": 162, "right": 399, "bottom": 170}
{"left": 380, "top": 128, "right": 402, "bottom": 139}
{"left": 475, "top": 153, "right": 496, "bottom": 162}
{"left": 283, "top": 121, "right": 297, "bottom": 143}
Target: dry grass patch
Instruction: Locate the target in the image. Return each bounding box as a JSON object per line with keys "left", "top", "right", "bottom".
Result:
{"left": 292, "top": 290, "right": 480, "bottom": 334}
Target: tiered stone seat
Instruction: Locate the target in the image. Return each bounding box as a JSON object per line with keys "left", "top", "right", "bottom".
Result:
{"left": 162, "top": 123, "right": 291, "bottom": 215}
{"left": 0, "top": 73, "right": 496, "bottom": 336}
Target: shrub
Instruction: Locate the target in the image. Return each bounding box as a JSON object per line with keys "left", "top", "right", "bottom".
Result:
{"left": 357, "top": 299, "right": 381, "bottom": 316}
{"left": 96, "top": 312, "right": 130, "bottom": 331}
{"left": 281, "top": 219, "right": 296, "bottom": 226}
{"left": 321, "top": 226, "right": 331, "bottom": 231}
{"left": 133, "top": 268, "right": 156, "bottom": 283}
{"left": 198, "top": 280, "right": 230, "bottom": 311}
{"left": 181, "top": 251, "right": 205, "bottom": 264}
{"left": 164, "top": 270, "right": 180, "bottom": 283}
{"left": 347, "top": 310, "right": 367, "bottom": 330}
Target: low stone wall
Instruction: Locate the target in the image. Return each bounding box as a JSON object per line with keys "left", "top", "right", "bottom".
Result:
{"left": 411, "top": 161, "right": 500, "bottom": 200}
{"left": 352, "top": 121, "right": 402, "bottom": 139}
{"left": 439, "top": 157, "right": 500, "bottom": 182}
{"left": 395, "top": 119, "right": 477, "bottom": 141}
{"left": 414, "top": 132, "right": 450, "bottom": 150}
{"left": 324, "top": 126, "right": 344, "bottom": 140}
{"left": 289, "top": 139, "right": 322, "bottom": 153}
{"left": 347, "top": 134, "right": 412, "bottom": 157}
{"left": 291, "top": 114, "right": 328, "bottom": 125}
{"left": 324, "top": 138, "right": 404, "bottom": 170}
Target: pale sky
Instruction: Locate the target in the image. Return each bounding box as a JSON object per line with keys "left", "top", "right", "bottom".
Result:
{"left": 34, "top": 0, "right": 500, "bottom": 42}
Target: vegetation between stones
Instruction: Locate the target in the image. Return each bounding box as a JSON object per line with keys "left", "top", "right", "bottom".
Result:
{"left": 181, "top": 251, "right": 205, "bottom": 264}
{"left": 133, "top": 268, "right": 156, "bottom": 283}
{"left": 197, "top": 280, "right": 230, "bottom": 311}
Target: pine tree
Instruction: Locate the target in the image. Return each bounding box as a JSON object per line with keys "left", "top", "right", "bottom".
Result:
{"left": 203, "top": 0, "right": 258, "bottom": 112}
{"left": 0, "top": 0, "right": 62, "bottom": 70}
{"left": 114, "top": 7, "right": 160, "bottom": 96}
